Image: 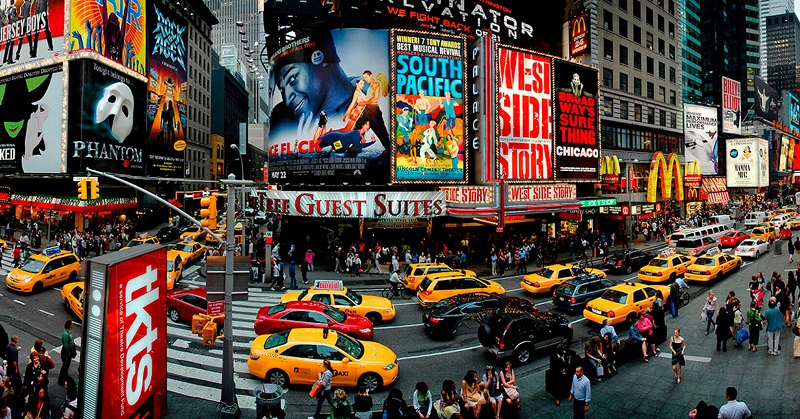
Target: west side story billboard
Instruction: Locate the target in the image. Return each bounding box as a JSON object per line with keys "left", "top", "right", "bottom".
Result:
{"left": 266, "top": 28, "right": 391, "bottom": 184}
{"left": 391, "top": 29, "right": 467, "bottom": 183}
{"left": 0, "top": 0, "right": 65, "bottom": 73}
{"left": 70, "top": 0, "right": 147, "bottom": 75}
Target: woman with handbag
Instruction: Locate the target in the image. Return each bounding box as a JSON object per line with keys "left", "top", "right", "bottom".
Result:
{"left": 433, "top": 379, "right": 462, "bottom": 419}
{"left": 746, "top": 300, "right": 763, "bottom": 352}
{"left": 460, "top": 370, "right": 482, "bottom": 417}
{"left": 24, "top": 386, "right": 49, "bottom": 419}
{"left": 312, "top": 360, "right": 334, "bottom": 419}
{"left": 500, "top": 362, "right": 520, "bottom": 411}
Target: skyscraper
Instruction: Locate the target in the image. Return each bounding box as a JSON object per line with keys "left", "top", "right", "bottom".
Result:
{"left": 760, "top": 0, "right": 795, "bottom": 81}
{"left": 765, "top": 12, "right": 800, "bottom": 92}
{"left": 682, "top": 0, "right": 702, "bottom": 104}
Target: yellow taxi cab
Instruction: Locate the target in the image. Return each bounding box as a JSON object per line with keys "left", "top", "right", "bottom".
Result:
{"left": 280, "top": 280, "right": 395, "bottom": 324}
{"left": 786, "top": 217, "right": 800, "bottom": 230}
{"left": 402, "top": 263, "right": 477, "bottom": 291}
{"left": 637, "top": 249, "right": 696, "bottom": 283}
{"left": 180, "top": 226, "right": 208, "bottom": 242}
{"left": 416, "top": 272, "right": 505, "bottom": 306}
{"left": 61, "top": 281, "right": 83, "bottom": 320}
{"left": 750, "top": 226, "right": 776, "bottom": 242}
{"left": 521, "top": 264, "right": 606, "bottom": 294}
{"left": 683, "top": 248, "right": 742, "bottom": 282}
{"left": 583, "top": 281, "right": 672, "bottom": 326}
{"left": 6, "top": 246, "right": 81, "bottom": 294}
{"left": 166, "top": 250, "right": 183, "bottom": 290}
{"left": 121, "top": 235, "right": 160, "bottom": 250}
{"left": 204, "top": 229, "right": 227, "bottom": 246}
{"left": 170, "top": 240, "right": 206, "bottom": 265}
{"left": 247, "top": 328, "right": 398, "bottom": 391}
{"left": 0, "top": 238, "right": 7, "bottom": 249}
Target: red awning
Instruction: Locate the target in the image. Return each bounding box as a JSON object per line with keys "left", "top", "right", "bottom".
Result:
{"left": 169, "top": 198, "right": 182, "bottom": 208}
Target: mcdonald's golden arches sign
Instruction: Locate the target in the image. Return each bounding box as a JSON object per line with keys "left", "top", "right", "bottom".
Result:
{"left": 570, "top": 12, "right": 589, "bottom": 57}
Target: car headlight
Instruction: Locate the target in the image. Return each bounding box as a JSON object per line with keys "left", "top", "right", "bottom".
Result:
{"left": 359, "top": 328, "right": 372, "bottom": 334}
{"left": 383, "top": 363, "right": 396, "bottom": 370}
{"left": 20, "top": 276, "right": 33, "bottom": 284}
{"left": 383, "top": 308, "right": 393, "bottom": 313}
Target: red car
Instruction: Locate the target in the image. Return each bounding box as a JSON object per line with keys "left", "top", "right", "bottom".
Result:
{"left": 254, "top": 301, "right": 374, "bottom": 340}
{"left": 166, "top": 287, "right": 224, "bottom": 327}
{"left": 720, "top": 231, "right": 750, "bottom": 248}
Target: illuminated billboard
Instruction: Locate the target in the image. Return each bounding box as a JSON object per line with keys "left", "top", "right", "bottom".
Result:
{"left": 552, "top": 59, "right": 599, "bottom": 180}
{"left": 391, "top": 30, "right": 467, "bottom": 183}
{"left": 753, "top": 76, "right": 779, "bottom": 121}
{"left": 726, "top": 138, "right": 768, "bottom": 188}
{"left": 569, "top": 12, "right": 589, "bottom": 57}
{"left": 684, "top": 104, "right": 719, "bottom": 175}
{"left": 70, "top": 0, "right": 147, "bottom": 75}
{"left": 0, "top": 0, "right": 65, "bottom": 74}
{"left": 721, "top": 76, "right": 741, "bottom": 135}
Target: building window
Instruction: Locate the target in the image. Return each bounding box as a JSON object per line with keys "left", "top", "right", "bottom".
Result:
{"left": 647, "top": 107, "right": 655, "bottom": 124}
{"left": 646, "top": 7, "right": 653, "bottom": 25}
{"left": 620, "top": 0, "right": 628, "bottom": 11}
{"left": 620, "top": 100, "right": 629, "bottom": 119}
{"left": 658, "top": 15, "right": 664, "bottom": 32}
{"left": 604, "top": 39, "right": 613, "bottom": 60}
{"left": 603, "top": 97, "right": 614, "bottom": 117}
{"left": 669, "top": 45, "right": 675, "bottom": 60}
{"left": 634, "top": 77, "right": 642, "bottom": 95}
{"left": 659, "top": 109, "right": 666, "bottom": 126}
{"left": 670, "top": 112, "right": 677, "bottom": 128}
{"left": 603, "top": 68, "right": 614, "bottom": 87}
{"left": 658, "top": 86, "right": 665, "bottom": 102}
{"left": 620, "top": 73, "right": 629, "bottom": 92}
{"left": 669, "top": 90, "right": 676, "bottom": 105}
{"left": 634, "top": 51, "right": 642, "bottom": 69}
{"left": 619, "top": 45, "right": 629, "bottom": 65}
{"left": 647, "top": 82, "right": 654, "bottom": 99}
{"left": 604, "top": 10, "right": 613, "bottom": 30}
{"left": 634, "top": 104, "right": 642, "bottom": 121}
{"left": 619, "top": 17, "right": 628, "bottom": 38}
{"left": 668, "top": 0, "right": 675, "bottom": 15}
{"left": 658, "top": 38, "right": 665, "bottom": 55}
{"left": 669, "top": 67, "right": 676, "bottom": 83}
{"left": 646, "top": 32, "right": 653, "bottom": 50}
{"left": 668, "top": 22, "right": 675, "bottom": 38}
{"left": 658, "top": 62, "right": 666, "bottom": 79}
{"left": 633, "top": 0, "right": 641, "bottom": 18}
{"left": 634, "top": 25, "right": 642, "bottom": 44}
{"left": 647, "top": 57, "right": 654, "bottom": 74}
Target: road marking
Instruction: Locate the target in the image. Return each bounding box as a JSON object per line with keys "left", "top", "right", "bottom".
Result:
{"left": 569, "top": 318, "right": 587, "bottom": 325}
{"left": 38, "top": 310, "right": 54, "bottom": 316}
{"left": 397, "top": 344, "right": 482, "bottom": 361}
{"left": 172, "top": 339, "right": 191, "bottom": 349}
{"left": 13, "top": 299, "right": 25, "bottom": 305}
{"left": 505, "top": 287, "right": 523, "bottom": 292}
{"left": 393, "top": 302, "right": 419, "bottom": 306}
{"left": 375, "top": 323, "right": 422, "bottom": 330}
{"left": 535, "top": 301, "right": 552, "bottom": 306}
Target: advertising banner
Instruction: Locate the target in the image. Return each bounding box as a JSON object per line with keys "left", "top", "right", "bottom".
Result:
{"left": 266, "top": 29, "right": 391, "bottom": 184}
{"left": 552, "top": 58, "right": 599, "bottom": 180}
{"left": 252, "top": 190, "right": 446, "bottom": 218}
{"left": 0, "top": 63, "right": 63, "bottom": 173}
{"left": 570, "top": 12, "right": 589, "bottom": 57}
{"left": 721, "top": 76, "right": 741, "bottom": 134}
{"left": 68, "top": 59, "right": 146, "bottom": 175}
{"left": 440, "top": 186, "right": 494, "bottom": 204}
{"left": 145, "top": 1, "right": 187, "bottom": 177}
{"left": 69, "top": 0, "right": 147, "bottom": 75}
{"left": 726, "top": 138, "right": 763, "bottom": 188}
{"left": 391, "top": 30, "right": 467, "bottom": 183}
{"left": 646, "top": 151, "right": 684, "bottom": 202}
{"left": 788, "top": 92, "right": 800, "bottom": 136}
{"left": 753, "top": 76, "right": 780, "bottom": 121}
{"left": 776, "top": 134, "right": 790, "bottom": 172}
{"left": 684, "top": 104, "right": 719, "bottom": 175}
{"left": 496, "top": 46, "right": 552, "bottom": 181}
{"left": 0, "top": 0, "right": 65, "bottom": 73}
{"left": 506, "top": 184, "right": 576, "bottom": 203}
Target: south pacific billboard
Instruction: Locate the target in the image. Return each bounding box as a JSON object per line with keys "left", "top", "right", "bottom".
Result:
{"left": 266, "top": 28, "right": 391, "bottom": 184}
{"left": 684, "top": 104, "right": 719, "bottom": 175}
{"left": 69, "top": 0, "right": 147, "bottom": 75}
{"left": 145, "top": 1, "right": 186, "bottom": 177}
{"left": 391, "top": 29, "right": 467, "bottom": 183}
{"left": 0, "top": 0, "right": 65, "bottom": 73}
{"left": 68, "top": 59, "right": 146, "bottom": 175}
{"left": 0, "top": 64, "right": 64, "bottom": 174}
{"left": 552, "top": 59, "right": 599, "bottom": 180}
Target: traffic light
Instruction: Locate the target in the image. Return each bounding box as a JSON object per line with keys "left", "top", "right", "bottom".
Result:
{"left": 77, "top": 180, "right": 88, "bottom": 200}
{"left": 200, "top": 194, "right": 218, "bottom": 230}
{"left": 89, "top": 179, "right": 100, "bottom": 199}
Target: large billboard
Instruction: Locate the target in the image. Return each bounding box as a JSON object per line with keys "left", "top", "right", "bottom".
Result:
{"left": 753, "top": 75, "right": 780, "bottom": 121}
{"left": 721, "top": 76, "right": 741, "bottom": 135}
{"left": 0, "top": 64, "right": 64, "bottom": 174}
{"left": 569, "top": 12, "right": 590, "bottom": 57}
{"left": 496, "top": 46, "right": 552, "bottom": 181}
{"left": 391, "top": 30, "right": 467, "bottom": 183}
{"left": 70, "top": 0, "right": 147, "bottom": 75}
{"left": 266, "top": 28, "right": 391, "bottom": 184}
{"left": 68, "top": 59, "right": 147, "bottom": 175}
{"left": 0, "top": 0, "right": 65, "bottom": 73}
{"left": 684, "top": 104, "right": 719, "bottom": 175}
{"left": 788, "top": 92, "right": 800, "bottom": 136}
{"left": 145, "top": 1, "right": 186, "bottom": 177}
{"left": 552, "top": 59, "right": 599, "bottom": 180}
{"left": 726, "top": 138, "right": 768, "bottom": 188}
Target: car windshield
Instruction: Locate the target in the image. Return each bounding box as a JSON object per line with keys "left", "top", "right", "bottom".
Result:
{"left": 267, "top": 304, "right": 285, "bottom": 315}
{"left": 694, "top": 257, "right": 716, "bottom": 266}
{"left": 752, "top": 229, "right": 764, "bottom": 235}
{"left": 723, "top": 232, "right": 736, "bottom": 237}
{"left": 420, "top": 278, "right": 432, "bottom": 290}
{"left": 263, "top": 331, "right": 289, "bottom": 349}
{"left": 324, "top": 306, "right": 347, "bottom": 323}
{"left": 167, "top": 259, "right": 178, "bottom": 272}
{"left": 607, "top": 251, "right": 626, "bottom": 260}
{"left": 19, "top": 258, "right": 45, "bottom": 274}
{"left": 335, "top": 332, "right": 364, "bottom": 358}
{"left": 126, "top": 240, "right": 143, "bottom": 247}
{"left": 739, "top": 240, "right": 757, "bottom": 247}
{"left": 648, "top": 258, "right": 669, "bottom": 267}
{"left": 539, "top": 268, "right": 556, "bottom": 278}
{"left": 345, "top": 290, "right": 362, "bottom": 305}
{"left": 601, "top": 290, "right": 628, "bottom": 304}
{"left": 173, "top": 244, "right": 193, "bottom": 252}
{"left": 558, "top": 283, "right": 577, "bottom": 295}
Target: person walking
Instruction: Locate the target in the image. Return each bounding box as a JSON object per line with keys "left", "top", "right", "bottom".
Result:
{"left": 794, "top": 237, "right": 800, "bottom": 263}
{"left": 718, "top": 387, "right": 751, "bottom": 419}
{"left": 788, "top": 270, "right": 797, "bottom": 305}
{"left": 789, "top": 237, "right": 796, "bottom": 263}
{"left": 568, "top": 366, "right": 591, "bottom": 419}
{"left": 745, "top": 300, "right": 763, "bottom": 352}
{"left": 764, "top": 297, "right": 784, "bottom": 355}
{"left": 288, "top": 260, "right": 297, "bottom": 289}
{"left": 670, "top": 328, "right": 686, "bottom": 384}
{"left": 715, "top": 307, "right": 733, "bottom": 352}
{"left": 312, "top": 360, "right": 335, "bottom": 419}
{"left": 703, "top": 291, "right": 718, "bottom": 336}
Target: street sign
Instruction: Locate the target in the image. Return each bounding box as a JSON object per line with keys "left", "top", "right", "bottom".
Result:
{"left": 207, "top": 300, "right": 224, "bottom": 316}
{"left": 580, "top": 198, "right": 617, "bottom": 208}
{"left": 496, "top": 227, "right": 504, "bottom": 233}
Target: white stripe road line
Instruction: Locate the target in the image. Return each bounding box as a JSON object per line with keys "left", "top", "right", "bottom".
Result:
{"left": 535, "top": 301, "right": 553, "bottom": 306}
{"left": 398, "top": 345, "right": 483, "bottom": 361}
{"left": 167, "top": 378, "right": 256, "bottom": 411}
{"left": 393, "top": 302, "right": 419, "bottom": 306}
{"left": 38, "top": 310, "right": 54, "bottom": 316}
{"left": 375, "top": 323, "right": 422, "bottom": 330}
{"left": 505, "top": 288, "right": 523, "bottom": 293}
{"left": 13, "top": 299, "right": 24, "bottom": 305}
{"left": 569, "top": 318, "right": 587, "bottom": 325}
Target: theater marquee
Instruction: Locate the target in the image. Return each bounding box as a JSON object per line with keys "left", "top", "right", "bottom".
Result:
{"left": 254, "top": 190, "right": 447, "bottom": 218}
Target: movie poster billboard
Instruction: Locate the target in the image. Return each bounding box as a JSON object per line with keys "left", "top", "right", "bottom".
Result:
{"left": 70, "top": 0, "right": 147, "bottom": 75}
{"left": 776, "top": 134, "right": 790, "bottom": 172}
{"left": 496, "top": 45, "right": 553, "bottom": 181}
{"left": 721, "top": 76, "right": 741, "bottom": 135}
{"left": 0, "top": 0, "right": 65, "bottom": 73}
{"left": 68, "top": 59, "right": 146, "bottom": 175}
{"left": 0, "top": 64, "right": 64, "bottom": 173}
{"left": 753, "top": 75, "right": 780, "bottom": 121}
{"left": 391, "top": 30, "right": 467, "bottom": 183}
{"left": 552, "top": 58, "right": 599, "bottom": 180}
{"left": 145, "top": 1, "right": 186, "bottom": 177}
{"left": 726, "top": 138, "right": 764, "bottom": 187}
{"left": 266, "top": 28, "right": 391, "bottom": 184}
{"left": 684, "top": 104, "right": 719, "bottom": 175}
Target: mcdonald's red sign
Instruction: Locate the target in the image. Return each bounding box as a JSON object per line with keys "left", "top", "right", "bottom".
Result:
{"left": 570, "top": 12, "right": 589, "bottom": 57}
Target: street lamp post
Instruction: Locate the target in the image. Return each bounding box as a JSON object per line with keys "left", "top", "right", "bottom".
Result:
{"left": 230, "top": 144, "right": 248, "bottom": 228}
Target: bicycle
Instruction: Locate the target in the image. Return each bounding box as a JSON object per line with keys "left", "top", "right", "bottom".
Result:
{"left": 381, "top": 279, "right": 413, "bottom": 300}
{"left": 573, "top": 253, "right": 594, "bottom": 270}
{"left": 677, "top": 286, "right": 690, "bottom": 308}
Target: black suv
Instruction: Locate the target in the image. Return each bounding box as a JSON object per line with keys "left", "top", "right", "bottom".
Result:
{"left": 552, "top": 274, "right": 617, "bottom": 313}
{"left": 603, "top": 250, "right": 657, "bottom": 274}
{"left": 478, "top": 311, "right": 572, "bottom": 365}
{"left": 155, "top": 226, "right": 182, "bottom": 242}
{"left": 422, "top": 293, "right": 536, "bottom": 339}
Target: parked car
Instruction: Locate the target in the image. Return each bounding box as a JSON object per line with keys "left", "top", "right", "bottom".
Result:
{"left": 583, "top": 281, "right": 672, "bottom": 326}
{"left": 254, "top": 301, "right": 374, "bottom": 340}
{"left": 551, "top": 274, "right": 617, "bottom": 313}
{"left": 602, "top": 250, "right": 657, "bottom": 274}
{"left": 719, "top": 230, "right": 750, "bottom": 248}
{"left": 422, "top": 292, "right": 536, "bottom": 339}
{"left": 478, "top": 311, "right": 573, "bottom": 365}
{"left": 155, "top": 226, "right": 182, "bottom": 242}
{"left": 166, "top": 287, "right": 224, "bottom": 327}
{"left": 734, "top": 238, "right": 770, "bottom": 259}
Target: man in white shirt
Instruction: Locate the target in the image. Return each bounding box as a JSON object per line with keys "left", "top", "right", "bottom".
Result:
{"left": 718, "top": 387, "right": 751, "bottom": 419}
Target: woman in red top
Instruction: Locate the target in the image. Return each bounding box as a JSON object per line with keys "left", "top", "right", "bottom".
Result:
{"left": 26, "top": 386, "right": 50, "bottom": 419}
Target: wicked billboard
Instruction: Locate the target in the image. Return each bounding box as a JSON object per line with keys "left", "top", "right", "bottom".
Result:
{"left": 68, "top": 59, "right": 146, "bottom": 175}
{"left": 266, "top": 28, "right": 391, "bottom": 184}
{"left": 70, "top": 0, "right": 147, "bottom": 75}
{"left": 552, "top": 59, "right": 599, "bottom": 180}
{"left": 145, "top": 1, "right": 187, "bottom": 177}
{"left": 0, "top": 64, "right": 64, "bottom": 173}
{"left": 391, "top": 30, "right": 467, "bottom": 183}
{"left": 0, "top": 0, "right": 65, "bottom": 73}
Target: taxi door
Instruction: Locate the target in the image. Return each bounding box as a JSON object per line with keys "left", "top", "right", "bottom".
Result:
{"left": 721, "top": 255, "right": 735, "bottom": 274}
{"left": 317, "top": 344, "right": 358, "bottom": 387}
{"left": 332, "top": 294, "right": 360, "bottom": 317}
{"left": 69, "top": 285, "right": 84, "bottom": 318}
{"left": 675, "top": 256, "right": 691, "bottom": 276}
{"left": 632, "top": 289, "right": 648, "bottom": 315}
{"left": 281, "top": 344, "right": 323, "bottom": 386}
{"left": 42, "top": 258, "right": 64, "bottom": 287}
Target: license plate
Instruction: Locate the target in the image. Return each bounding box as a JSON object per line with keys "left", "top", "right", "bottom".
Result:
{"left": 591, "top": 308, "right": 601, "bottom": 315}
{"left": 559, "top": 297, "right": 565, "bottom": 301}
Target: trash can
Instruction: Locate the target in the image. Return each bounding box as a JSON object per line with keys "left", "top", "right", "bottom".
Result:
{"left": 775, "top": 239, "right": 783, "bottom": 255}
{"left": 254, "top": 384, "right": 285, "bottom": 418}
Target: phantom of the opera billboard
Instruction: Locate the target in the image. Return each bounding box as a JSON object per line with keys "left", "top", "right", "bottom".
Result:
{"left": 0, "top": 64, "right": 64, "bottom": 174}
{"left": 145, "top": 1, "right": 187, "bottom": 177}
{"left": 70, "top": 0, "right": 147, "bottom": 75}
{"left": 552, "top": 59, "right": 599, "bottom": 180}
{"left": 391, "top": 30, "right": 467, "bottom": 183}
{"left": 68, "top": 59, "right": 146, "bottom": 175}
{"left": 0, "top": 0, "right": 65, "bottom": 73}
{"left": 722, "top": 76, "right": 741, "bottom": 135}
{"left": 266, "top": 28, "right": 391, "bottom": 184}
{"left": 684, "top": 104, "right": 719, "bottom": 175}
{"left": 726, "top": 138, "right": 768, "bottom": 188}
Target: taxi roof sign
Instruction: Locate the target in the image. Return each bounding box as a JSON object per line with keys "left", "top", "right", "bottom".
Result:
{"left": 43, "top": 246, "right": 62, "bottom": 256}
{"left": 705, "top": 247, "right": 721, "bottom": 256}
{"left": 659, "top": 248, "right": 677, "bottom": 258}
{"left": 314, "top": 280, "right": 344, "bottom": 291}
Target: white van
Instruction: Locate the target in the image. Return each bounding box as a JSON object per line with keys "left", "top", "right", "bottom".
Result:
{"left": 708, "top": 215, "right": 734, "bottom": 229}
{"left": 744, "top": 211, "right": 767, "bottom": 228}
{"left": 667, "top": 224, "right": 731, "bottom": 247}
{"left": 771, "top": 213, "right": 791, "bottom": 228}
